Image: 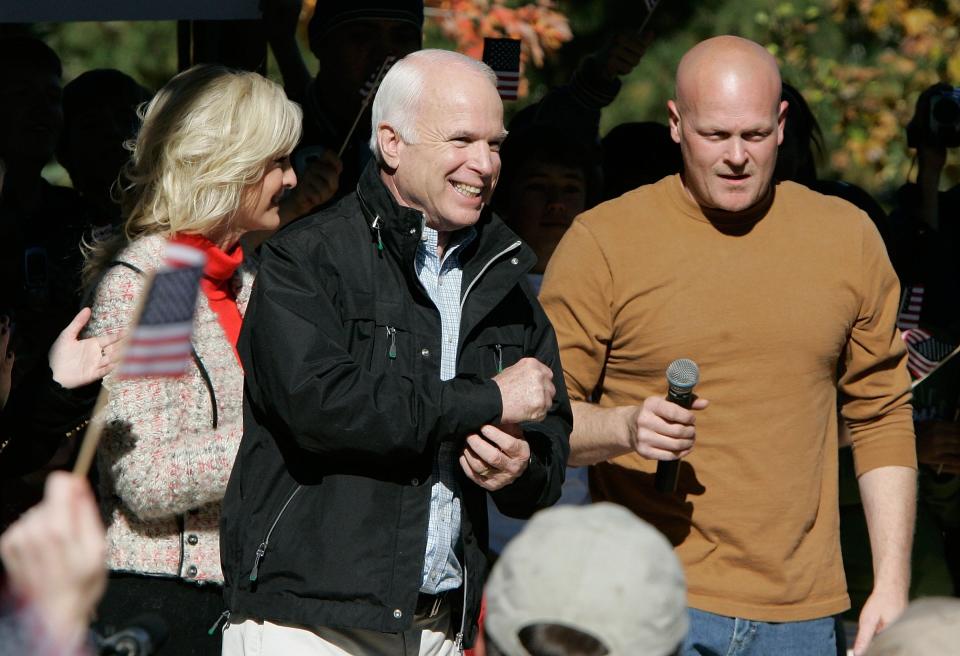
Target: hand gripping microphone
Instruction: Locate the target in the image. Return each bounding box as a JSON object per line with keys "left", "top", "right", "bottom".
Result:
{"left": 654, "top": 358, "right": 699, "bottom": 494}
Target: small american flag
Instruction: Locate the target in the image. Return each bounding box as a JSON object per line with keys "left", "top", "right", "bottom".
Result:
{"left": 118, "top": 242, "right": 206, "bottom": 378}
{"left": 902, "top": 327, "right": 956, "bottom": 380}
{"left": 897, "top": 284, "right": 924, "bottom": 330}
{"left": 483, "top": 38, "right": 521, "bottom": 101}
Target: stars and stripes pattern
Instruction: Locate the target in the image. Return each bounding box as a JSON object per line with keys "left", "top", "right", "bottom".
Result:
{"left": 897, "top": 284, "right": 924, "bottom": 330}
{"left": 901, "top": 327, "right": 957, "bottom": 380}
{"left": 483, "top": 37, "right": 521, "bottom": 101}
{"left": 118, "top": 242, "right": 206, "bottom": 378}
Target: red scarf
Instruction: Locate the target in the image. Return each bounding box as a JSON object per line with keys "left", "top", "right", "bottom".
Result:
{"left": 172, "top": 233, "right": 244, "bottom": 364}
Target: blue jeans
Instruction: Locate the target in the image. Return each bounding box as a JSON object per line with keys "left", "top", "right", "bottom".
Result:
{"left": 681, "top": 608, "right": 843, "bottom": 656}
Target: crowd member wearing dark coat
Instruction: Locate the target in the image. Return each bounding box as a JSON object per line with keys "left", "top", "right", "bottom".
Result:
{"left": 220, "top": 50, "right": 571, "bottom": 655}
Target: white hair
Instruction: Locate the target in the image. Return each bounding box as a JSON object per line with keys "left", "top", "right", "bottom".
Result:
{"left": 369, "top": 49, "right": 498, "bottom": 163}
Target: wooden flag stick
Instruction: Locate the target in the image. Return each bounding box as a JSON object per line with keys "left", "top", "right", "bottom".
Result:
{"left": 338, "top": 56, "right": 394, "bottom": 158}
{"left": 72, "top": 388, "right": 110, "bottom": 477}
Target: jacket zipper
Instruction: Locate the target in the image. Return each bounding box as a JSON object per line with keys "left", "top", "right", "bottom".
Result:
{"left": 459, "top": 241, "right": 521, "bottom": 313}
{"left": 208, "top": 610, "right": 230, "bottom": 635}
{"left": 371, "top": 216, "right": 384, "bottom": 252}
{"left": 453, "top": 563, "right": 467, "bottom": 653}
{"left": 493, "top": 344, "right": 503, "bottom": 373}
{"left": 249, "top": 484, "right": 302, "bottom": 582}
{"left": 386, "top": 326, "right": 397, "bottom": 360}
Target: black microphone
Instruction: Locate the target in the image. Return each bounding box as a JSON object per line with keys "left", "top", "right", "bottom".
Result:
{"left": 98, "top": 613, "right": 169, "bottom": 655}
{"left": 654, "top": 358, "right": 699, "bottom": 494}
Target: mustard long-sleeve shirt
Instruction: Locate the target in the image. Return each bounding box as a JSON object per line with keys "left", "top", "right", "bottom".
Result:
{"left": 540, "top": 174, "right": 916, "bottom": 622}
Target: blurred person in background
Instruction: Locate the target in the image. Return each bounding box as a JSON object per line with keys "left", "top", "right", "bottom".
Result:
{"left": 56, "top": 69, "right": 152, "bottom": 244}
{"left": 0, "top": 308, "right": 122, "bottom": 482}
{"left": 600, "top": 121, "right": 681, "bottom": 201}
{"left": 262, "top": 0, "right": 424, "bottom": 222}
{"left": 483, "top": 503, "right": 687, "bottom": 656}
{"left": 0, "top": 36, "right": 85, "bottom": 393}
{"left": 863, "top": 597, "right": 960, "bottom": 655}
{"left": 0, "top": 471, "right": 107, "bottom": 656}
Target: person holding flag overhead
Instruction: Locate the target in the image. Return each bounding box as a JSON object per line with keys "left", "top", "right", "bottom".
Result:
{"left": 262, "top": 0, "right": 425, "bottom": 221}
{"left": 81, "top": 64, "right": 301, "bottom": 656}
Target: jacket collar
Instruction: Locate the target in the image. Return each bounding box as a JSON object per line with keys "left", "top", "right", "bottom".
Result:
{"left": 355, "top": 161, "right": 536, "bottom": 273}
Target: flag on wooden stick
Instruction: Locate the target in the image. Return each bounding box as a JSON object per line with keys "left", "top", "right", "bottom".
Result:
{"left": 483, "top": 38, "right": 521, "bottom": 101}
{"left": 902, "top": 326, "right": 957, "bottom": 380}
{"left": 117, "top": 243, "right": 206, "bottom": 378}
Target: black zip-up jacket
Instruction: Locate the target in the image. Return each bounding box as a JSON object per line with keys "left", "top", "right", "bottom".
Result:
{"left": 220, "top": 164, "right": 572, "bottom": 646}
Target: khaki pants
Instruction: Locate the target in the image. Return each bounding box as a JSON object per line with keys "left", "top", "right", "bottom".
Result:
{"left": 221, "top": 604, "right": 458, "bottom": 656}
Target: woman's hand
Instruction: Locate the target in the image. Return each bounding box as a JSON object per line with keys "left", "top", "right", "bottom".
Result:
{"left": 49, "top": 308, "right": 124, "bottom": 389}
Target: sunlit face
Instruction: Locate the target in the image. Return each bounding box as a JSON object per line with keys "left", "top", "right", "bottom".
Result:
{"left": 235, "top": 155, "right": 297, "bottom": 234}
{"left": 506, "top": 161, "right": 586, "bottom": 273}
{"left": 669, "top": 76, "right": 786, "bottom": 213}
{"left": 388, "top": 71, "right": 506, "bottom": 233}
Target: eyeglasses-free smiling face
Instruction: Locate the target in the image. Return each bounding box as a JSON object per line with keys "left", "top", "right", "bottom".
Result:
{"left": 387, "top": 67, "right": 507, "bottom": 234}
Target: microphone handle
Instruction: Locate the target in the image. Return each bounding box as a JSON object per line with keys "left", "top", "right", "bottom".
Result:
{"left": 654, "top": 386, "right": 695, "bottom": 494}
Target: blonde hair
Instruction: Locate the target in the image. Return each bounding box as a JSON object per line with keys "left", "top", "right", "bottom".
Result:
{"left": 84, "top": 64, "right": 302, "bottom": 284}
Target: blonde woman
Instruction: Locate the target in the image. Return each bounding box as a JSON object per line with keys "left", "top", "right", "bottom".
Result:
{"left": 83, "top": 65, "right": 301, "bottom": 655}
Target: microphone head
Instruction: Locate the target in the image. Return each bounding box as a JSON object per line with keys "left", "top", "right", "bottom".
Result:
{"left": 666, "top": 358, "right": 699, "bottom": 390}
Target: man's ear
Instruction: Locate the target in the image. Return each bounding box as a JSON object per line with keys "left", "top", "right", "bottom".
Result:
{"left": 667, "top": 100, "right": 682, "bottom": 145}
{"left": 377, "top": 123, "right": 403, "bottom": 170}
{"left": 777, "top": 99, "right": 789, "bottom": 146}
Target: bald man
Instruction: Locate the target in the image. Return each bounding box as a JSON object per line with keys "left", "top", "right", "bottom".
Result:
{"left": 540, "top": 36, "right": 916, "bottom": 655}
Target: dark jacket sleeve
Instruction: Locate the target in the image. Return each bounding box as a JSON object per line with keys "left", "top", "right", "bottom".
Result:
{"left": 240, "top": 236, "right": 504, "bottom": 461}
{"left": 0, "top": 365, "right": 98, "bottom": 479}
{"left": 488, "top": 283, "right": 572, "bottom": 519}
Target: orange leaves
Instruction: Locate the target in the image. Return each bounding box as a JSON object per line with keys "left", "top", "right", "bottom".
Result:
{"left": 428, "top": 0, "right": 572, "bottom": 95}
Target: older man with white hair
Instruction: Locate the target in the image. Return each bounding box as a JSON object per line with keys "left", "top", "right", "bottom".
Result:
{"left": 219, "top": 49, "right": 571, "bottom": 656}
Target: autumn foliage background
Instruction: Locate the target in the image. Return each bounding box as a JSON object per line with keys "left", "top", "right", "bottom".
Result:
{"left": 33, "top": 0, "right": 960, "bottom": 202}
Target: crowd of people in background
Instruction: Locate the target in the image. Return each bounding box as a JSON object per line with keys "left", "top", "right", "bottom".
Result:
{"left": 0, "top": 1, "right": 959, "bottom": 655}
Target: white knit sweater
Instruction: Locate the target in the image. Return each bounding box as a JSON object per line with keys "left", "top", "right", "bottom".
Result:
{"left": 87, "top": 234, "right": 252, "bottom": 584}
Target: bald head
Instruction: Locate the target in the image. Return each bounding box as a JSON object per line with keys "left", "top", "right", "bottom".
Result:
{"left": 667, "top": 36, "right": 787, "bottom": 214}
{"left": 676, "top": 36, "right": 781, "bottom": 114}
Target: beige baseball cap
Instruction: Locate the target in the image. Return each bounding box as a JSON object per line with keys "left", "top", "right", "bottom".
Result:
{"left": 484, "top": 502, "right": 688, "bottom": 656}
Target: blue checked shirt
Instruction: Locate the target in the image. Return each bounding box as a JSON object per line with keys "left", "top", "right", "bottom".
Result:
{"left": 416, "top": 223, "right": 476, "bottom": 594}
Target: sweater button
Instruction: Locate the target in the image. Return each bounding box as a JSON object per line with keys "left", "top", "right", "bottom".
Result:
{"left": 510, "top": 257, "right": 519, "bottom": 265}
{"left": 393, "top": 609, "right": 402, "bottom": 619}
{"left": 187, "top": 534, "right": 199, "bottom": 545}
{"left": 421, "top": 348, "right": 430, "bottom": 358}
{"left": 187, "top": 565, "right": 198, "bottom": 578}
{"left": 411, "top": 478, "right": 419, "bottom": 486}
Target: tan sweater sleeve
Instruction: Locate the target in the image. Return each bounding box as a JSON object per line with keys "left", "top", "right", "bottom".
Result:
{"left": 540, "top": 218, "right": 614, "bottom": 403}
{"left": 839, "top": 217, "right": 916, "bottom": 476}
